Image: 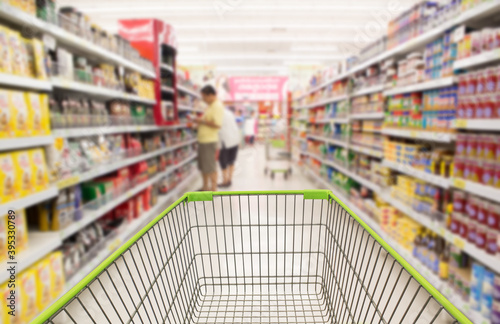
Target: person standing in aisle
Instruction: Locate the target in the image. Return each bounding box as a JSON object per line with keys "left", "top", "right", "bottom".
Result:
{"left": 244, "top": 110, "right": 257, "bottom": 146}
{"left": 195, "top": 85, "right": 224, "bottom": 191}
{"left": 218, "top": 107, "right": 240, "bottom": 188}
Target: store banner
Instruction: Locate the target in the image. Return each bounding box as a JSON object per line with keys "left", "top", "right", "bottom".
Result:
{"left": 227, "top": 76, "right": 288, "bottom": 101}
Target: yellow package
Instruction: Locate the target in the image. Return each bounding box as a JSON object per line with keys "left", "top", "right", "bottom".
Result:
{"left": 11, "top": 209, "right": 28, "bottom": 254}
{"left": 18, "top": 269, "right": 38, "bottom": 323}
{"left": 29, "top": 148, "right": 49, "bottom": 192}
{"left": 0, "top": 153, "right": 17, "bottom": 203}
{"left": 0, "top": 89, "right": 12, "bottom": 138}
{"left": 13, "top": 151, "right": 33, "bottom": 198}
{"left": 21, "top": 38, "right": 34, "bottom": 78}
{"left": 8, "top": 31, "right": 23, "bottom": 76}
{"left": 34, "top": 259, "right": 52, "bottom": 310}
{"left": 1, "top": 282, "right": 21, "bottom": 324}
{"left": 0, "top": 26, "right": 12, "bottom": 74}
{"left": 32, "top": 39, "right": 47, "bottom": 80}
{"left": 48, "top": 251, "right": 65, "bottom": 299}
{"left": 9, "top": 91, "right": 28, "bottom": 137}
{"left": 0, "top": 214, "right": 5, "bottom": 262}
{"left": 26, "top": 93, "right": 50, "bottom": 136}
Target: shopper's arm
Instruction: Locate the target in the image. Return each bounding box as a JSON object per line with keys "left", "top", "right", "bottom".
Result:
{"left": 195, "top": 118, "right": 221, "bottom": 129}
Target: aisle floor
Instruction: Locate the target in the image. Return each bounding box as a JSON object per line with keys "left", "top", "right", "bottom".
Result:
{"left": 46, "top": 145, "right": 458, "bottom": 324}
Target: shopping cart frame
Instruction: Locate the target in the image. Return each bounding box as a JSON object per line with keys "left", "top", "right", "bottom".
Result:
{"left": 33, "top": 190, "right": 471, "bottom": 324}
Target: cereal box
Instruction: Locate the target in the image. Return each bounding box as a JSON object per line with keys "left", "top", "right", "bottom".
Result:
{"left": 48, "top": 251, "right": 65, "bottom": 299}
{"left": 29, "top": 149, "right": 49, "bottom": 192}
{"left": 0, "top": 26, "right": 12, "bottom": 74}
{"left": 18, "top": 269, "right": 38, "bottom": 323}
{"left": 8, "top": 30, "right": 23, "bottom": 76}
{"left": 9, "top": 91, "right": 28, "bottom": 137}
{"left": 0, "top": 153, "right": 17, "bottom": 203}
{"left": 34, "top": 259, "right": 52, "bottom": 310}
{"left": 0, "top": 214, "right": 6, "bottom": 262}
{"left": 1, "top": 282, "right": 21, "bottom": 324}
{"left": 0, "top": 89, "right": 11, "bottom": 138}
{"left": 32, "top": 39, "right": 47, "bottom": 80}
{"left": 13, "top": 151, "right": 33, "bottom": 198}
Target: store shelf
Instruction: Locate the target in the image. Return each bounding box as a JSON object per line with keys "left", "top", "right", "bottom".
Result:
{"left": 0, "top": 136, "right": 54, "bottom": 151}
{"left": 0, "top": 74, "right": 52, "bottom": 91}
{"left": 349, "top": 112, "right": 385, "bottom": 120}
{"left": 454, "top": 48, "right": 500, "bottom": 70}
{"left": 51, "top": 78, "right": 156, "bottom": 104}
{"left": 383, "top": 77, "right": 457, "bottom": 96}
{"left": 60, "top": 171, "right": 199, "bottom": 304}
{"left": 350, "top": 144, "right": 383, "bottom": 158}
{"left": 381, "top": 128, "right": 456, "bottom": 143}
{"left": 57, "top": 139, "right": 197, "bottom": 190}
{"left": 452, "top": 178, "right": 500, "bottom": 204}
{"left": 161, "top": 63, "right": 174, "bottom": 73}
{"left": 52, "top": 125, "right": 166, "bottom": 138}
{"left": 0, "top": 232, "right": 62, "bottom": 284}
{"left": 0, "top": 3, "right": 155, "bottom": 78}
{"left": 177, "top": 84, "right": 200, "bottom": 98}
{"left": 178, "top": 104, "right": 203, "bottom": 113}
{"left": 162, "top": 85, "right": 175, "bottom": 93}
{"left": 306, "top": 134, "right": 348, "bottom": 148}
{"left": 348, "top": 0, "right": 500, "bottom": 77}
{"left": 294, "top": 94, "right": 348, "bottom": 110}
{"left": 311, "top": 117, "right": 349, "bottom": 124}
{"left": 382, "top": 160, "right": 451, "bottom": 188}
{"left": 59, "top": 154, "right": 197, "bottom": 240}
{"left": 351, "top": 84, "right": 385, "bottom": 97}
{"left": 452, "top": 119, "right": 500, "bottom": 131}
{"left": 0, "top": 187, "right": 58, "bottom": 216}
{"left": 295, "top": 72, "right": 350, "bottom": 100}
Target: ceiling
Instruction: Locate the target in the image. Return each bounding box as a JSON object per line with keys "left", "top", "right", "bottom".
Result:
{"left": 57, "top": 0, "right": 421, "bottom": 76}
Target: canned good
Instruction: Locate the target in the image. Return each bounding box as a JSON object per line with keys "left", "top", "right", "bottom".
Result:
{"left": 483, "top": 162, "right": 495, "bottom": 186}
{"left": 476, "top": 224, "right": 487, "bottom": 250}
{"left": 478, "top": 200, "right": 488, "bottom": 225}
{"left": 466, "top": 196, "right": 478, "bottom": 220}
{"left": 453, "top": 191, "right": 466, "bottom": 213}
{"left": 487, "top": 229, "right": 498, "bottom": 255}
{"left": 468, "top": 220, "right": 477, "bottom": 243}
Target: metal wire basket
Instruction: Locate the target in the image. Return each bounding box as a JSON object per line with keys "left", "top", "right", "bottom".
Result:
{"left": 34, "top": 190, "right": 470, "bottom": 324}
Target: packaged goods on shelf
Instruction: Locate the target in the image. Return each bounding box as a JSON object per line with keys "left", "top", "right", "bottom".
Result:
{"left": 454, "top": 133, "right": 500, "bottom": 187}
{"left": 396, "top": 52, "right": 425, "bottom": 87}
{"left": 425, "top": 30, "right": 457, "bottom": 80}
{"left": 351, "top": 93, "right": 384, "bottom": 115}
{"left": 358, "top": 38, "right": 387, "bottom": 64}
{"left": 352, "top": 66, "right": 383, "bottom": 92}
{"left": 309, "top": 122, "right": 350, "bottom": 141}
{"left": 457, "top": 66, "right": 499, "bottom": 119}
{"left": 457, "top": 25, "right": 500, "bottom": 60}
{"left": 351, "top": 133, "right": 383, "bottom": 152}
{"left": 304, "top": 80, "right": 347, "bottom": 105}
{"left": 351, "top": 120, "right": 383, "bottom": 133}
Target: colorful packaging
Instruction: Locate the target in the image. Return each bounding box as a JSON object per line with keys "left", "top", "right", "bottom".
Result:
{"left": 34, "top": 259, "right": 52, "bottom": 310}
{"left": 0, "top": 89, "right": 12, "bottom": 138}
{"left": 0, "top": 214, "right": 5, "bottom": 262}
{"left": 8, "top": 30, "right": 24, "bottom": 76}
{"left": 0, "top": 153, "right": 17, "bottom": 203}
{"left": 26, "top": 93, "right": 50, "bottom": 136}
{"left": 13, "top": 151, "right": 33, "bottom": 198}
{"left": 12, "top": 209, "right": 28, "bottom": 254}
{"left": 18, "top": 269, "right": 38, "bottom": 323}
{"left": 48, "top": 251, "right": 65, "bottom": 299}
{"left": 10, "top": 91, "right": 28, "bottom": 137}
{"left": 1, "top": 282, "right": 20, "bottom": 324}
{"left": 483, "top": 269, "right": 495, "bottom": 318}
{"left": 29, "top": 148, "right": 49, "bottom": 192}
{"left": 0, "top": 26, "right": 12, "bottom": 74}
{"left": 32, "top": 38, "right": 47, "bottom": 80}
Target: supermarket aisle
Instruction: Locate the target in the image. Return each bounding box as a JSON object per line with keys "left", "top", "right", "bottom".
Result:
{"left": 224, "top": 145, "right": 317, "bottom": 191}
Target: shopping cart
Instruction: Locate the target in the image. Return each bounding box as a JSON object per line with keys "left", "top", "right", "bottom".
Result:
{"left": 264, "top": 123, "right": 292, "bottom": 179}
{"left": 35, "top": 190, "right": 470, "bottom": 324}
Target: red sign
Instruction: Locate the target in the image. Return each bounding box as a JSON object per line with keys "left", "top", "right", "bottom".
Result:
{"left": 228, "top": 76, "right": 288, "bottom": 101}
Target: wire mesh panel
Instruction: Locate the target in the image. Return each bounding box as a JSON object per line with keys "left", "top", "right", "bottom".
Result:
{"left": 36, "top": 191, "right": 468, "bottom": 324}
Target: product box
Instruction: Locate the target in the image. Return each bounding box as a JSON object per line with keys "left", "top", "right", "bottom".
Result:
{"left": 26, "top": 93, "right": 50, "bottom": 136}
{"left": 9, "top": 91, "right": 29, "bottom": 137}
{"left": 18, "top": 269, "right": 38, "bottom": 323}
{"left": 29, "top": 148, "right": 49, "bottom": 192}
{"left": 0, "top": 153, "right": 16, "bottom": 203}
{"left": 32, "top": 39, "right": 47, "bottom": 80}
{"left": 14, "top": 151, "right": 33, "bottom": 198}
{"left": 0, "top": 89, "right": 11, "bottom": 138}
{"left": 0, "top": 26, "right": 12, "bottom": 75}
{"left": 48, "top": 251, "right": 65, "bottom": 299}
{"left": 0, "top": 214, "right": 6, "bottom": 262}
{"left": 8, "top": 30, "right": 25, "bottom": 77}
{"left": 34, "top": 258, "right": 52, "bottom": 310}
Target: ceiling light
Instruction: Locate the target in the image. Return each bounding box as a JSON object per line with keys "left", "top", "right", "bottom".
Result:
{"left": 174, "top": 24, "right": 361, "bottom": 31}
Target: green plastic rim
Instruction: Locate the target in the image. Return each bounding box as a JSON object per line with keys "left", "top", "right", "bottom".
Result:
{"left": 33, "top": 190, "right": 471, "bottom": 324}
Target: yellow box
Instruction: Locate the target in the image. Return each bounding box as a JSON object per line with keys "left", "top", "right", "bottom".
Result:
{"left": 13, "top": 151, "right": 33, "bottom": 198}
{"left": 34, "top": 259, "right": 52, "bottom": 310}
{"left": 26, "top": 93, "right": 50, "bottom": 136}
{"left": 29, "top": 149, "right": 49, "bottom": 192}
{"left": 1, "top": 282, "right": 20, "bottom": 324}
{"left": 48, "top": 251, "right": 65, "bottom": 299}
{"left": 9, "top": 91, "right": 29, "bottom": 137}
{"left": 19, "top": 269, "right": 39, "bottom": 323}
{"left": 6, "top": 209, "right": 28, "bottom": 255}
{"left": 0, "top": 89, "right": 12, "bottom": 138}
{"left": 0, "top": 153, "right": 17, "bottom": 203}
{"left": 0, "top": 26, "right": 12, "bottom": 75}
{"left": 0, "top": 214, "right": 5, "bottom": 263}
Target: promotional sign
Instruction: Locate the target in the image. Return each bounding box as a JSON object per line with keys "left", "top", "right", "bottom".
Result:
{"left": 228, "top": 76, "right": 288, "bottom": 101}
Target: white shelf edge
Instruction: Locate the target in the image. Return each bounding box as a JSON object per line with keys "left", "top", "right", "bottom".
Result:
{"left": 381, "top": 128, "right": 456, "bottom": 143}
{"left": 351, "top": 84, "right": 385, "bottom": 97}
{"left": 52, "top": 125, "right": 165, "bottom": 138}
{"left": 451, "top": 178, "right": 500, "bottom": 204}
{"left": 452, "top": 119, "right": 500, "bottom": 131}
{"left": 0, "top": 74, "right": 52, "bottom": 91}
{"left": 176, "top": 85, "right": 200, "bottom": 98}
{"left": 161, "top": 85, "right": 175, "bottom": 93}
{"left": 454, "top": 48, "right": 500, "bottom": 70}
{"left": 294, "top": 94, "right": 348, "bottom": 110}
{"left": 294, "top": 72, "right": 350, "bottom": 100}
{"left": 0, "top": 187, "right": 58, "bottom": 216}
{"left": 0, "top": 136, "right": 54, "bottom": 151}
{"left": 382, "top": 160, "right": 450, "bottom": 188}
{"left": 349, "top": 112, "right": 385, "bottom": 120}
{"left": 311, "top": 117, "right": 349, "bottom": 124}
{"left": 57, "top": 139, "right": 197, "bottom": 190}
{"left": 178, "top": 104, "right": 203, "bottom": 113}
{"left": 51, "top": 78, "right": 156, "bottom": 104}
{"left": 306, "top": 134, "right": 349, "bottom": 148}
{"left": 383, "top": 77, "right": 457, "bottom": 96}
{"left": 161, "top": 64, "right": 174, "bottom": 73}
{"left": 349, "top": 144, "right": 383, "bottom": 159}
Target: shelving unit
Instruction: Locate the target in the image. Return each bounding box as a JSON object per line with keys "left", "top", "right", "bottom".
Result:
{"left": 177, "top": 84, "right": 201, "bottom": 99}
{"left": 382, "top": 160, "right": 451, "bottom": 189}
{"left": 0, "top": 74, "right": 52, "bottom": 91}
{"left": 350, "top": 111, "right": 385, "bottom": 120}
{"left": 0, "top": 136, "right": 54, "bottom": 151}
{"left": 453, "top": 48, "right": 500, "bottom": 70}
{"left": 381, "top": 128, "right": 455, "bottom": 143}
{"left": 383, "top": 77, "right": 457, "bottom": 96}
{"left": 294, "top": 94, "right": 348, "bottom": 110}
{"left": 0, "top": 187, "right": 59, "bottom": 217}
{"left": 452, "top": 119, "right": 500, "bottom": 130}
